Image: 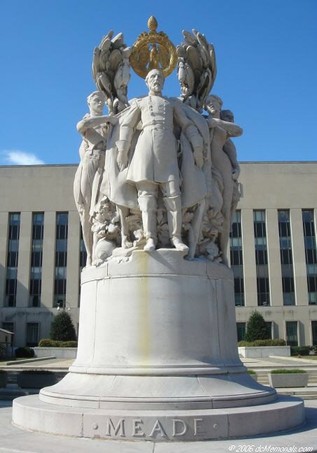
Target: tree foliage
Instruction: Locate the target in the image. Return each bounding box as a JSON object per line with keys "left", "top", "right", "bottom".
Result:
{"left": 50, "top": 311, "right": 77, "bottom": 342}
{"left": 245, "top": 310, "right": 270, "bottom": 342}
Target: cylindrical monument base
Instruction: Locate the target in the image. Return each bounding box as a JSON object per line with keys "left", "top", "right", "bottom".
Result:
{"left": 12, "top": 250, "right": 305, "bottom": 440}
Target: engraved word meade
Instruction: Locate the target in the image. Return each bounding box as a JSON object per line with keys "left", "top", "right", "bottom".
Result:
{"left": 94, "top": 417, "right": 208, "bottom": 440}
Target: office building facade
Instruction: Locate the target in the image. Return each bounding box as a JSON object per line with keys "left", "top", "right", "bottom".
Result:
{"left": 0, "top": 162, "right": 316, "bottom": 347}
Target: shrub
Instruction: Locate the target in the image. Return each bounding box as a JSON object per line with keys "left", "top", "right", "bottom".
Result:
{"left": 38, "top": 339, "right": 59, "bottom": 347}
{"left": 60, "top": 341, "right": 77, "bottom": 347}
{"left": 238, "top": 339, "right": 286, "bottom": 347}
{"left": 247, "top": 369, "right": 256, "bottom": 374}
{"left": 290, "top": 346, "right": 311, "bottom": 356}
{"left": 15, "top": 347, "right": 35, "bottom": 358}
{"left": 50, "top": 312, "right": 77, "bottom": 342}
{"left": 245, "top": 311, "right": 270, "bottom": 342}
{"left": 38, "top": 339, "right": 77, "bottom": 348}
{"left": 270, "top": 369, "right": 307, "bottom": 374}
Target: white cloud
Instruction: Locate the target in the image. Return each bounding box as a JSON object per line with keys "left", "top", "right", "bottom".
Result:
{"left": 1, "top": 150, "right": 45, "bottom": 165}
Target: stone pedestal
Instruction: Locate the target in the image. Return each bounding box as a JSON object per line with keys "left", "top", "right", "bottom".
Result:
{"left": 12, "top": 250, "right": 305, "bottom": 441}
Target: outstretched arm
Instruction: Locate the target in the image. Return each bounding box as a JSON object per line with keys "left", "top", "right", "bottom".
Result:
{"left": 207, "top": 117, "right": 243, "bottom": 137}
{"left": 76, "top": 115, "right": 117, "bottom": 135}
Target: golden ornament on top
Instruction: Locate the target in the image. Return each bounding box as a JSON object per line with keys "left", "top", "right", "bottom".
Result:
{"left": 130, "top": 16, "right": 177, "bottom": 79}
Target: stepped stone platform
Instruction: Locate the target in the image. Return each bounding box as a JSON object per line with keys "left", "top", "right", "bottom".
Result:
{"left": 1, "top": 400, "right": 317, "bottom": 452}
{"left": 12, "top": 252, "right": 305, "bottom": 441}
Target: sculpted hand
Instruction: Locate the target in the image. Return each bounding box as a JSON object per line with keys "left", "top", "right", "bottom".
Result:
{"left": 232, "top": 167, "right": 240, "bottom": 180}
{"left": 194, "top": 146, "right": 204, "bottom": 169}
{"left": 117, "top": 150, "right": 128, "bottom": 171}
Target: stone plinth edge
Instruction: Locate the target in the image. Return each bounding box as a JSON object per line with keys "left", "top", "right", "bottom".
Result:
{"left": 12, "top": 395, "right": 305, "bottom": 441}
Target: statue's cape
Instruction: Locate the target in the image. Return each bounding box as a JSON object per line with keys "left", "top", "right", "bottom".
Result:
{"left": 99, "top": 98, "right": 211, "bottom": 210}
{"left": 99, "top": 107, "right": 139, "bottom": 209}
{"left": 170, "top": 98, "right": 211, "bottom": 208}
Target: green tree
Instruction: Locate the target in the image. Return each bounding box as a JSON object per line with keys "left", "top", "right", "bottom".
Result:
{"left": 245, "top": 310, "right": 270, "bottom": 342}
{"left": 50, "top": 311, "right": 77, "bottom": 342}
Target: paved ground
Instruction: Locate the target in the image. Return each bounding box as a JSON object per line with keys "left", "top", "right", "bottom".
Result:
{"left": 1, "top": 399, "right": 317, "bottom": 452}
{"left": 3, "top": 354, "right": 317, "bottom": 370}
{"left": 1, "top": 357, "right": 317, "bottom": 452}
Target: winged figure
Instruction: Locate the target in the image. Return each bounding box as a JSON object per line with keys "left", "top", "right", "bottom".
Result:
{"left": 177, "top": 29, "right": 217, "bottom": 111}
{"left": 92, "top": 31, "right": 132, "bottom": 115}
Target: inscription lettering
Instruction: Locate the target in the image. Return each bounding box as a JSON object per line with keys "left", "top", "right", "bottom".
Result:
{"left": 132, "top": 418, "right": 145, "bottom": 437}
{"left": 105, "top": 418, "right": 125, "bottom": 437}
{"left": 194, "top": 418, "right": 204, "bottom": 436}
{"left": 149, "top": 419, "right": 167, "bottom": 438}
{"left": 172, "top": 418, "right": 187, "bottom": 437}
{"left": 102, "top": 416, "right": 207, "bottom": 438}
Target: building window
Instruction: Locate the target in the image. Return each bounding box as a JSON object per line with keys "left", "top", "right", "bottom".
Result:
{"left": 80, "top": 228, "right": 87, "bottom": 269}
{"left": 254, "top": 210, "right": 270, "bottom": 306}
{"left": 236, "top": 322, "right": 246, "bottom": 342}
{"left": 302, "top": 210, "right": 317, "bottom": 304}
{"left": 312, "top": 321, "right": 317, "bottom": 346}
{"left": 54, "top": 212, "right": 68, "bottom": 307}
{"left": 285, "top": 321, "right": 298, "bottom": 346}
{"left": 26, "top": 322, "right": 39, "bottom": 347}
{"left": 230, "top": 210, "right": 244, "bottom": 306}
{"left": 2, "top": 322, "right": 14, "bottom": 335}
{"left": 5, "top": 213, "right": 20, "bottom": 307}
{"left": 265, "top": 321, "right": 273, "bottom": 339}
{"left": 29, "top": 213, "right": 44, "bottom": 307}
{"left": 278, "top": 210, "right": 295, "bottom": 305}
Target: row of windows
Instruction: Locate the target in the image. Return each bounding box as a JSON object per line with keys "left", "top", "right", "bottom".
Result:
{"left": 303, "top": 210, "right": 317, "bottom": 305}
{"left": 2, "top": 209, "right": 316, "bottom": 308}
{"left": 53, "top": 212, "right": 69, "bottom": 308}
{"left": 5, "top": 214, "right": 21, "bottom": 307}
{"left": 2, "top": 320, "right": 79, "bottom": 347}
{"left": 230, "top": 211, "right": 245, "bottom": 306}
{"left": 2, "top": 321, "right": 40, "bottom": 347}
{"left": 2, "top": 211, "right": 86, "bottom": 308}
{"left": 237, "top": 320, "right": 317, "bottom": 346}
{"left": 29, "top": 213, "right": 44, "bottom": 308}
{"left": 230, "top": 209, "right": 317, "bottom": 307}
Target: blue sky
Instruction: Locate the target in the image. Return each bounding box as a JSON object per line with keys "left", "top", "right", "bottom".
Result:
{"left": 0, "top": 0, "right": 316, "bottom": 165}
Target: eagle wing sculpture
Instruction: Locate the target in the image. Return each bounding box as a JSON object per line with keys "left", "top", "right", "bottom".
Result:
{"left": 177, "top": 29, "right": 217, "bottom": 111}
{"left": 92, "top": 31, "right": 131, "bottom": 114}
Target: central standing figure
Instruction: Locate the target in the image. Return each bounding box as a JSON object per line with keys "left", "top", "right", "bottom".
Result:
{"left": 116, "top": 68, "right": 204, "bottom": 252}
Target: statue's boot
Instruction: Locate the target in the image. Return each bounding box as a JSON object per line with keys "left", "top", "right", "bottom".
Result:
{"left": 164, "top": 196, "right": 189, "bottom": 253}
{"left": 138, "top": 195, "right": 157, "bottom": 252}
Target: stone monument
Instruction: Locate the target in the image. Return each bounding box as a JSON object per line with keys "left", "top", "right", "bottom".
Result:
{"left": 13, "top": 17, "right": 304, "bottom": 441}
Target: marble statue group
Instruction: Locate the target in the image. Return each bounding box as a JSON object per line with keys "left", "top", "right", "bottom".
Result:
{"left": 13, "top": 18, "right": 306, "bottom": 443}
{"left": 73, "top": 17, "right": 243, "bottom": 266}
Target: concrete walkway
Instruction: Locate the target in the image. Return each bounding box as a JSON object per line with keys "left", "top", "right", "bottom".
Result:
{"left": 1, "top": 357, "right": 317, "bottom": 451}
{"left": 3, "top": 354, "right": 317, "bottom": 371}
{"left": 0, "top": 399, "right": 317, "bottom": 452}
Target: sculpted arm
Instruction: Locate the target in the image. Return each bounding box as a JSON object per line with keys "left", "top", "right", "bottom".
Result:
{"left": 76, "top": 115, "right": 117, "bottom": 135}
{"left": 174, "top": 103, "right": 204, "bottom": 168}
{"left": 207, "top": 117, "right": 243, "bottom": 137}
{"left": 76, "top": 115, "right": 118, "bottom": 153}
{"left": 116, "top": 102, "right": 141, "bottom": 170}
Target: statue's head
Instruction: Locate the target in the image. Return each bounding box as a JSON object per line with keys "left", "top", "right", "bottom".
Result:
{"left": 87, "top": 91, "right": 106, "bottom": 115}
{"left": 205, "top": 94, "right": 223, "bottom": 116}
{"left": 145, "top": 69, "right": 165, "bottom": 94}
